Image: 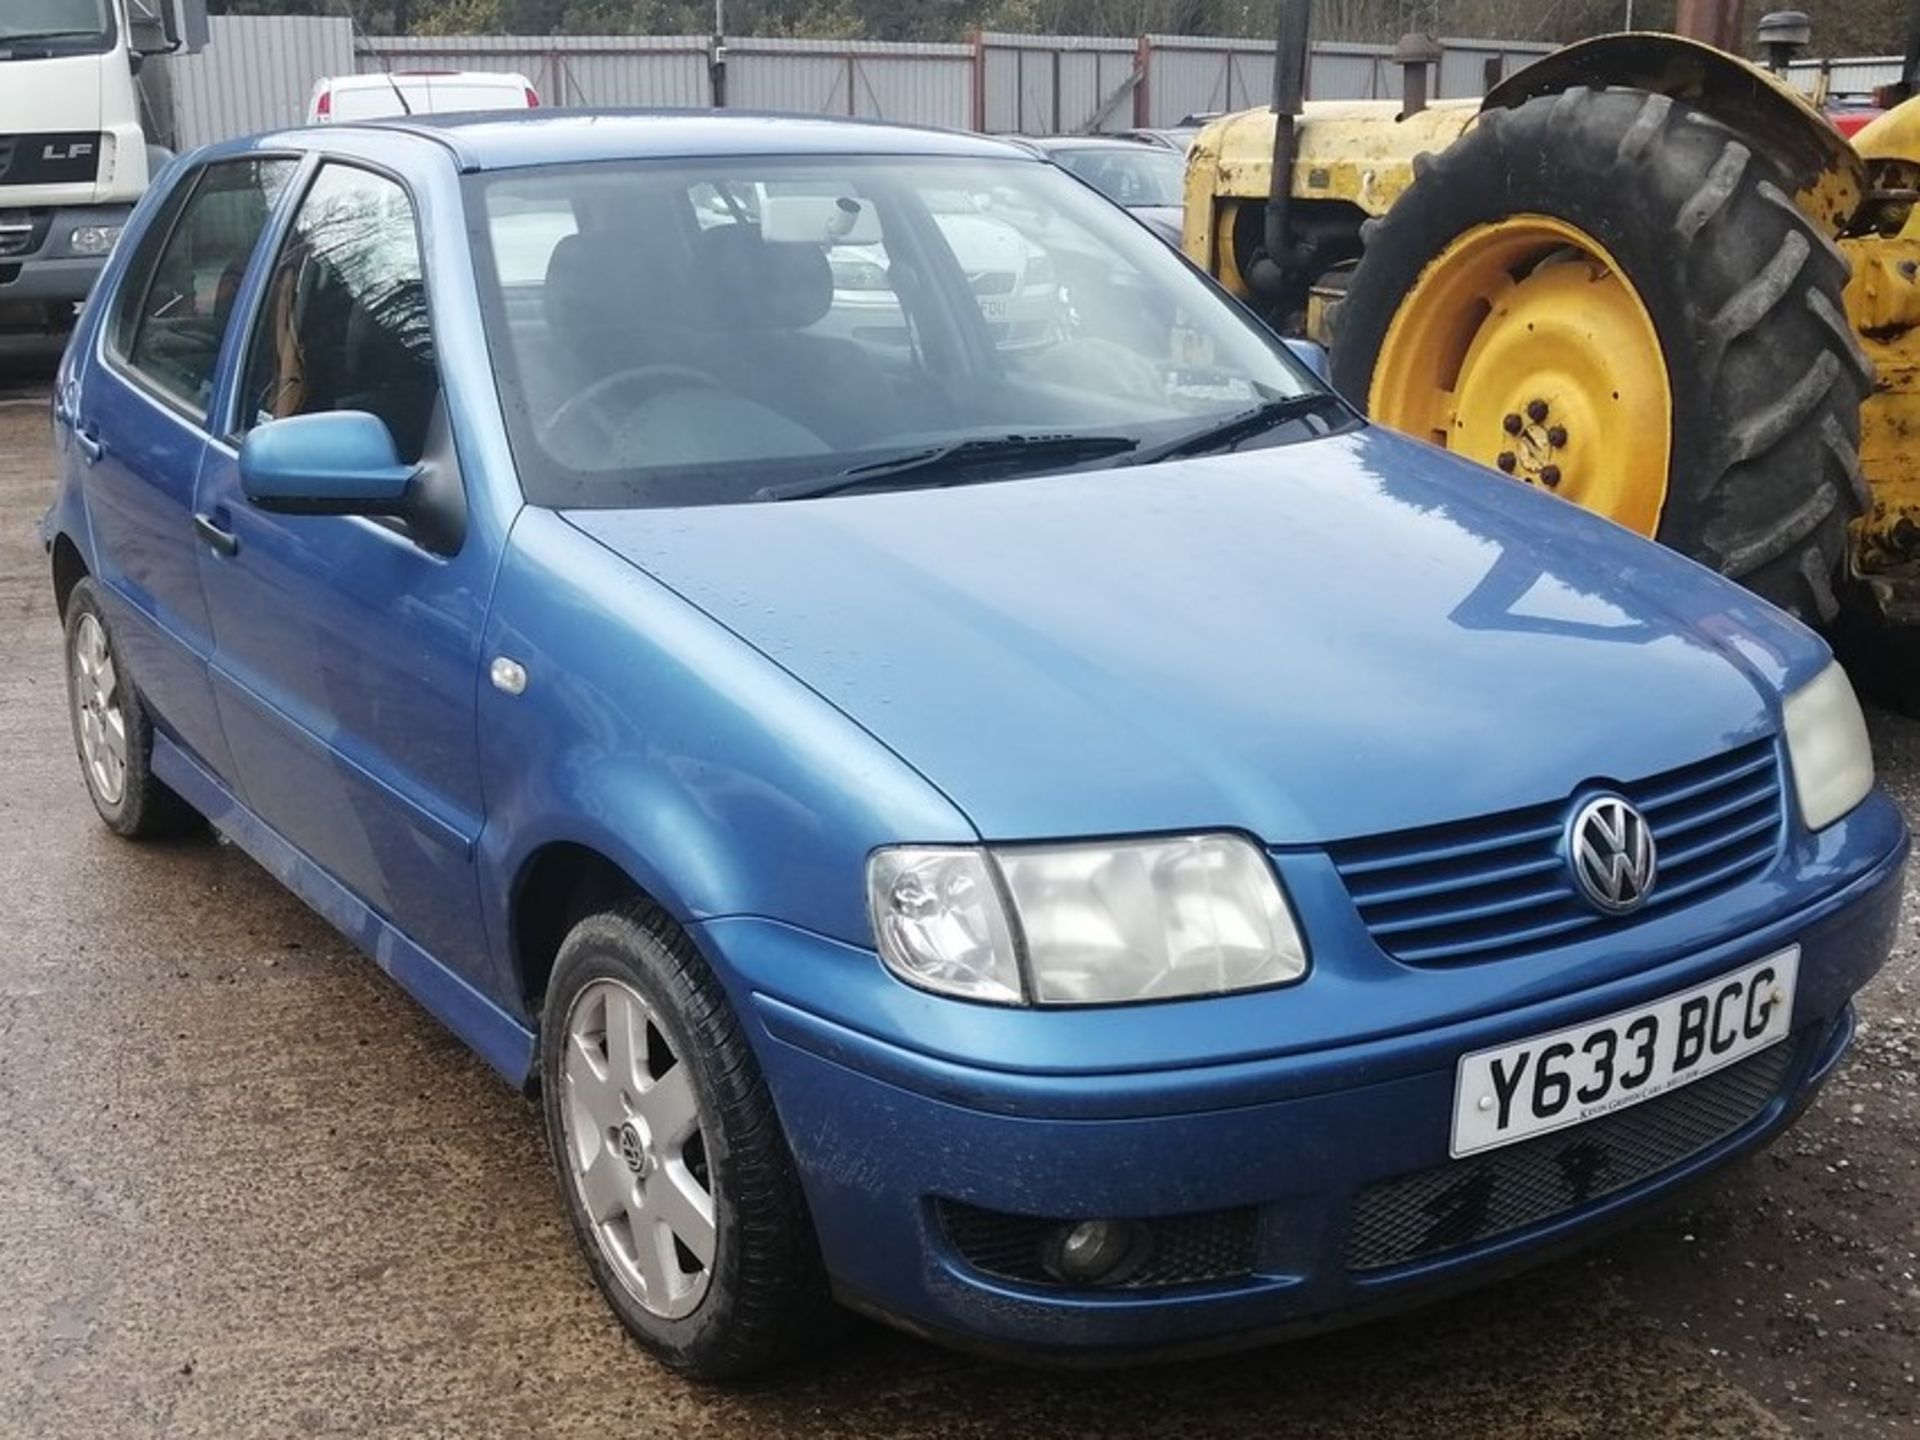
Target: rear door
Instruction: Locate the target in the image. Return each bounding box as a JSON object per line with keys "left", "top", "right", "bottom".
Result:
{"left": 193, "top": 159, "right": 493, "bottom": 976}
{"left": 79, "top": 156, "right": 296, "bottom": 784}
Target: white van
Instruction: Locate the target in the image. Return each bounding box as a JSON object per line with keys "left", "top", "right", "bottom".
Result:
{"left": 307, "top": 71, "right": 540, "bottom": 123}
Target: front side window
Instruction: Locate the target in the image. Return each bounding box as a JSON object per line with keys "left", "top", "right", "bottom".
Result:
{"left": 470, "top": 153, "right": 1327, "bottom": 510}
{"left": 113, "top": 158, "right": 297, "bottom": 420}
{"left": 241, "top": 164, "right": 439, "bottom": 463}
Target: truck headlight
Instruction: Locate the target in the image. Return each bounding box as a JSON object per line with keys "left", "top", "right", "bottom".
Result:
{"left": 69, "top": 225, "right": 122, "bottom": 257}
{"left": 1782, "top": 659, "right": 1873, "bottom": 831}
{"left": 868, "top": 834, "right": 1307, "bottom": 1006}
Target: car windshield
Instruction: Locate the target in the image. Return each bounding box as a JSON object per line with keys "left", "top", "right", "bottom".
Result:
{"left": 0, "top": 0, "right": 112, "bottom": 50}
{"left": 1049, "top": 146, "right": 1187, "bottom": 208}
{"left": 470, "top": 152, "right": 1329, "bottom": 509}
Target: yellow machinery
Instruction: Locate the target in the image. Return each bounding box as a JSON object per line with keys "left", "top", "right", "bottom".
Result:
{"left": 1186, "top": 14, "right": 1920, "bottom": 702}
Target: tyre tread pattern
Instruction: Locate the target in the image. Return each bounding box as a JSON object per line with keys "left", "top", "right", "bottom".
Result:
{"left": 1331, "top": 87, "right": 1873, "bottom": 624}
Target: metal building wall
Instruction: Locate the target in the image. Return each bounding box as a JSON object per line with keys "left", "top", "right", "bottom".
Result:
{"left": 161, "top": 20, "right": 1579, "bottom": 151}
{"left": 728, "top": 39, "right": 973, "bottom": 126}
{"left": 1143, "top": 35, "right": 1270, "bottom": 124}
{"left": 1786, "top": 54, "right": 1903, "bottom": 98}
{"left": 978, "top": 33, "right": 1140, "bottom": 134}
{"left": 1140, "top": 35, "right": 1553, "bottom": 128}
{"left": 358, "top": 34, "right": 711, "bottom": 109}
{"left": 1435, "top": 39, "right": 1553, "bottom": 98}
{"left": 165, "top": 14, "right": 356, "bottom": 149}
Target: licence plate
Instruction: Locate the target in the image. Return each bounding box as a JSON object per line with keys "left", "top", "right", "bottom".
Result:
{"left": 978, "top": 297, "right": 1009, "bottom": 321}
{"left": 1450, "top": 949, "right": 1799, "bottom": 1158}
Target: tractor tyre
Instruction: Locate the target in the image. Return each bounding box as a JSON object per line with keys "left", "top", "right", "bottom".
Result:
{"left": 1329, "top": 86, "right": 1874, "bottom": 625}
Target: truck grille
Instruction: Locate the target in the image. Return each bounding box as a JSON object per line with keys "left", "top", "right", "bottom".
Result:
{"left": 0, "top": 211, "right": 52, "bottom": 260}
{"left": 1327, "top": 739, "right": 1784, "bottom": 965}
{"left": 1344, "top": 1039, "right": 1793, "bottom": 1272}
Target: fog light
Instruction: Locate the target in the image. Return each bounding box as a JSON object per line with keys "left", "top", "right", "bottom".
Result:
{"left": 1041, "top": 1218, "right": 1153, "bottom": 1286}
{"left": 69, "top": 225, "right": 122, "bottom": 257}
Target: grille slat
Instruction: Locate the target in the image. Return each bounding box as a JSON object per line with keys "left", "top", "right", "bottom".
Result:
{"left": 1334, "top": 819, "right": 1562, "bottom": 877}
{"left": 1345, "top": 1041, "right": 1794, "bottom": 1272}
{"left": 1368, "top": 881, "right": 1572, "bottom": 938}
{"left": 1328, "top": 740, "right": 1783, "bottom": 965}
{"left": 1349, "top": 853, "right": 1564, "bottom": 908}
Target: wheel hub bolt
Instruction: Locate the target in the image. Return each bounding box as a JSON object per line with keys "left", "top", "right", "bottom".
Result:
{"left": 1539, "top": 464, "right": 1563, "bottom": 488}
{"left": 1496, "top": 451, "right": 1517, "bottom": 473}
{"left": 1502, "top": 413, "right": 1523, "bottom": 435}
{"left": 1547, "top": 425, "right": 1568, "bottom": 448}
{"left": 1526, "top": 399, "right": 1549, "bottom": 423}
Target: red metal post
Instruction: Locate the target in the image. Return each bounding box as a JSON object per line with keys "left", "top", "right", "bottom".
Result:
{"left": 1674, "top": 0, "right": 1748, "bottom": 52}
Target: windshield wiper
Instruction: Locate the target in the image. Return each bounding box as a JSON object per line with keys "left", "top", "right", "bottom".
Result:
{"left": 754, "top": 433, "right": 1139, "bottom": 502}
{"left": 0, "top": 29, "right": 101, "bottom": 43}
{"left": 1123, "top": 392, "right": 1351, "bottom": 468}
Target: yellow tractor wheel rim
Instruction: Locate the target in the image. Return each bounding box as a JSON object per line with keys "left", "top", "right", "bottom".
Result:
{"left": 1368, "top": 215, "right": 1673, "bottom": 538}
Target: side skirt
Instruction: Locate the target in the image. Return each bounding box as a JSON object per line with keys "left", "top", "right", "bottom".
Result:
{"left": 152, "top": 733, "right": 537, "bottom": 1087}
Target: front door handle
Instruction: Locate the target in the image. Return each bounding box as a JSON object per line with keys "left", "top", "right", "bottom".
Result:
{"left": 73, "top": 428, "right": 104, "bottom": 465}
{"left": 193, "top": 512, "right": 239, "bottom": 558}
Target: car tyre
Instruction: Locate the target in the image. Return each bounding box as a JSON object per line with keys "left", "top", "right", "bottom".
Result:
{"left": 540, "top": 900, "right": 838, "bottom": 1380}
{"left": 63, "top": 577, "right": 199, "bottom": 839}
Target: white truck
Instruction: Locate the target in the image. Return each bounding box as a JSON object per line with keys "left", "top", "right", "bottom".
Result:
{"left": 0, "top": 0, "right": 208, "bottom": 335}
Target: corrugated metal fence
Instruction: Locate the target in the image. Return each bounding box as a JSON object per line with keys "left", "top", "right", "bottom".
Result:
{"left": 1785, "top": 54, "right": 1903, "bottom": 99}
{"left": 163, "top": 16, "right": 1556, "bottom": 151}
{"left": 167, "top": 15, "right": 356, "bottom": 147}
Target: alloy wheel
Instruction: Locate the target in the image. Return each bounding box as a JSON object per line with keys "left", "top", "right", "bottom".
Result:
{"left": 71, "top": 613, "right": 127, "bottom": 807}
{"left": 560, "top": 977, "right": 716, "bottom": 1320}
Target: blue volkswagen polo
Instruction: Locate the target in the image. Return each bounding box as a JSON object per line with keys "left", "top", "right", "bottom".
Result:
{"left": 43, "top": 111, "right": 1908, "bottom": 1378}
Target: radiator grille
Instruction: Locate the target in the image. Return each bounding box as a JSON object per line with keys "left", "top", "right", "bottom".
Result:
{"left": 1327, "top": 739, "right": 1784, "bottom": 965}
{"left": 1345, "top": 1041, "right": 1793, "bottom": 1272}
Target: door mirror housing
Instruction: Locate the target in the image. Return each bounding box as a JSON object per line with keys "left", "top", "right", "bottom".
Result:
{"left": 240, "top": 412, "right": 417, "bottom": 517}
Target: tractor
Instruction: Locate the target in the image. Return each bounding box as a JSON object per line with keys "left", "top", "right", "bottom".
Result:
{"left": 1186, "top": 3, "right": 1920, "bottom": 705}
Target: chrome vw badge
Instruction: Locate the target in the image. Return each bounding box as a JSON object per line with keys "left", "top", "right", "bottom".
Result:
{"left": 1568, "top": 795, "right": 1657, "bottom": 914}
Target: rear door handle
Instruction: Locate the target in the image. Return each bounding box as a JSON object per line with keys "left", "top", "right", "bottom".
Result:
{"left": 193, "top": 512, "right": 239, "bottom": 558}
{"left": 74, "top": 428, "right": 104, "bottom": 465}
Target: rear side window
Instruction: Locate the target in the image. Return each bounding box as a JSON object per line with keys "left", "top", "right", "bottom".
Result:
{"left": 111, "top": 158, "right": 296, "bottom": 421}
{"left": 240, "top": 163, "right": 439, "bottom": 464}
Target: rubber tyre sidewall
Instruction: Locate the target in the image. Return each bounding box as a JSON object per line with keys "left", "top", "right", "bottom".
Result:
{"left": 62, "top": 578, "right": 195, "bottom": 839}
{"left": 538, "top": 904, "right": 831, "bottom": 1380}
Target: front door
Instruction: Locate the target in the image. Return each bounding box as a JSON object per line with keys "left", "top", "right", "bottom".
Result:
{"left": 195, "top": 161, "right": 494, "bottom": 976}
{"left": 78, "top": 157, "right": 296, "bottom": 783}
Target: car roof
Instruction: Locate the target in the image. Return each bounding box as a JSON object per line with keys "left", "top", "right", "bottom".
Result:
{"left": 208, "top": 109, "right": 1044, "bottom": 174}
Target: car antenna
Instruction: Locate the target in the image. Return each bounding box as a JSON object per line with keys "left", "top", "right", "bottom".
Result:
{"left": 384, "top": 71, "right": 414, "bottom": 117}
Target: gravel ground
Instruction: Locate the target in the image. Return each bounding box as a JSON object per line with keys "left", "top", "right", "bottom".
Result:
{"left": 0, "top": 338, "right": 1915, "bottom": 1439}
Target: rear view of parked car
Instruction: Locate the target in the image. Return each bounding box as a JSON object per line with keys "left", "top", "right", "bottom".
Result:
{"left": 307, "top": 70, "right": 538, "bottom": 123}
{"left": 42, "top": 108, "right": 1908, "bottom": 1382}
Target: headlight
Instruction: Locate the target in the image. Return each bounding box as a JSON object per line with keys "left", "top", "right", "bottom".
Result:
{"left": 868, "top": 834, "right": 1307, "bottom": 1006}
{"left": 69, "top": 225, "right": 122, "bottom": 257}
{"left": 1782, "top": 659, "right": 1873, "bottom": 831}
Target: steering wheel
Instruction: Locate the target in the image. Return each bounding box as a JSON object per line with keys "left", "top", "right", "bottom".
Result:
{"left": 540, "top": 364, "right": 722, "bottom": 467}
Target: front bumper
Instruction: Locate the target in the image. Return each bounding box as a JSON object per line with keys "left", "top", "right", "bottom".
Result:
{"left": 700, "top": 795, "right": 1908, "bottom": 1360}
{"left": 0, "top": 204, "right": 128, "bottom": 315}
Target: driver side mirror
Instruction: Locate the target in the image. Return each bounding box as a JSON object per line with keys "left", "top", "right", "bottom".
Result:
{"left": 130, "top": 0, "right": 210, "bottom": 57}
{"left": 240, "top": 411, "right": 416, "bottom": 517}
